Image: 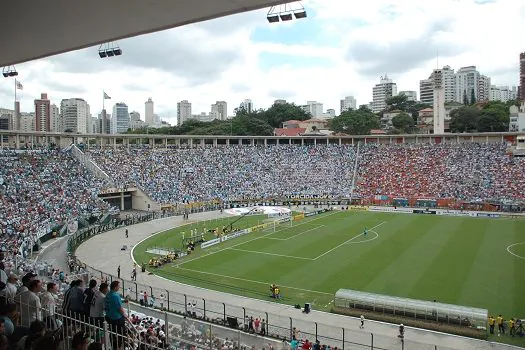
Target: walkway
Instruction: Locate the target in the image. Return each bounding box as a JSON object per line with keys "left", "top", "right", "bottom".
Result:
{"left": 52, "top": 210, "right": 519, "bottom": 350}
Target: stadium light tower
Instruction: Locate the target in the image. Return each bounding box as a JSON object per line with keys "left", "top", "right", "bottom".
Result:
{"left": 267, "top": 1, "right": 307, "bottom": 23}
{"left": 2, "top": 66, "right": 18, "bottom": 78}
{"left": 98, "top": 42, "right": 123, "bottom": 58}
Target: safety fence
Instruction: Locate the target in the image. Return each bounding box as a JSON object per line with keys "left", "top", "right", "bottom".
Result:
{"left": 57, "top": 211, "right": 518, "bottom": 350}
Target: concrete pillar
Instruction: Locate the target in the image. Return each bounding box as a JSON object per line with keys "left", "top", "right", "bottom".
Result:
{"left": 121, "top": 192, "right": 125, "bottom": 211}
{"left": 214, "top": 139, "right": 218, "bottom": 147}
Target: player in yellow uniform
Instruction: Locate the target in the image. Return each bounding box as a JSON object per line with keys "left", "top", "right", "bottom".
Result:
{"left": 488, "top": 316, "right": 495, "bottom": 335}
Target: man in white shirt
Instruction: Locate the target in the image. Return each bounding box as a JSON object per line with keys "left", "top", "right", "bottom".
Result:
{"left": 1, "top": 273, "right": 18, "bottom": 302}
{"left": 40, "top": 282, "right": 59, "bottom": 330}
{"left": 18, "top": 279, "right": 42, "bottom": 327}
{"left": 90, "top": 282, "right": 108, "bottom": 327}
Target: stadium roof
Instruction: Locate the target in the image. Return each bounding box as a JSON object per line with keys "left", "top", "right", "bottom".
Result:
{"left": 0, "top": 0, "right": 292, "bottom": 67}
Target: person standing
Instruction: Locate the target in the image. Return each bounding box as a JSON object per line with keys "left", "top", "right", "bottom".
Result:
{"left": 105, "top": 281, "right": 127, "bottom": 349}
{"left": 40, "top": 282, "right": 59, "bottom": 330}
{"left": 360, "top": 315, "right": 365, "bottom": 329}
{"left": 91, "top": 283, "right": 108, "bottom": 328}
{"left": 125, "top": 229, "right": 128, "bottom": 239}
{"left": 117, "top": 266, "right": 120, "bottom": 279}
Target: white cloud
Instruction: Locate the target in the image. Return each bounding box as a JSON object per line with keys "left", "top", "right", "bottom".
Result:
{"left": 0, "top": 0, "right": 523, "bottom": 125}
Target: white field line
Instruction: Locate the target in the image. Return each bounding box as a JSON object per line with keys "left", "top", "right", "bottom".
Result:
{"left": 506, "top": 242, "right": 525, "bottom": 259}
{"left": 228, "top": 248, "right": 314, "bottom": 260}
{"left": 176, "top": 211, "right": 339, "bottom": 267}
{"left": 313, "top": 221, "right": 386, "bottom": 260}
{"left": 346, "top": 230, "right": 380, "bottom": 244}
{"left": 175, "top": 266, "right": 333, "bottom": 295}
{"left": 263, "top": 225, "right": 325, "bottom": 241}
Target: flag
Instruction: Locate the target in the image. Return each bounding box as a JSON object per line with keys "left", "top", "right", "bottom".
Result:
{"left": 103, "top": 92, "right": 111, "bottom": 99}
{"left": 15, "top": 81, "right": 23, "bottom": 90}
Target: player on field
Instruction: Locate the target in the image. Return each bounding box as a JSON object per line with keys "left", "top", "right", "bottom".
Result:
{"left": 363, "top": 228, "right": 368, "bottom": 236}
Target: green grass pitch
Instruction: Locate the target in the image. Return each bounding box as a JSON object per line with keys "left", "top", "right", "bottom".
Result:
{"left": 133, "top": 210, "right": 525, "bottom": 329}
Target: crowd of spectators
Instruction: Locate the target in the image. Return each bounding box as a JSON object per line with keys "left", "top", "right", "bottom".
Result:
{"left": 355, "top": 142, "right": 525, "bottom": 201}
{"left": 0, "top": 149, "right": 115, "bottom": 259}
{"left": 86, "top": 143, "right": 525, "bottom": 205}
{"left": 86, "top": 145, "right": 358, "bottom": 203}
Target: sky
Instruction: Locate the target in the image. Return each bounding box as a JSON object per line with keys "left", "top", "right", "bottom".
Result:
{"left": 0, "top": 0, "right": 524, "bottom": 126}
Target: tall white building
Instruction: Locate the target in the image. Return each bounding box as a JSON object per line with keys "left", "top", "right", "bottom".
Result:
{"left": 419, "top": 78, "right": 434, "bottom": 105}
{"left": 177, "top": 100, "right": 192, "bottom": 126}
{"left": 50, "top": 104, "right": 60, "bottom": 132}
{"left": 145, "top": 98, "right": 154, "bottom": 125}
{"left": 211, "top": 101, "right": 228, "bottom": 120}
{"left": 455, "top": 66, "right": 490, "bottom": 103}
{"left": 372, "top": 75, "right": 397, "bottom": 113}
{"left": 19, "top": 112, "right": 35, "bottom": 132}
{"left": 490, "top": 86, "right": 518, "bottom": 102}
{"left": 60, "top": 98, "right": 90, "bottom": 133}
{"left": 340, "top": 96, "right": 357, "bottom": 113}
{"left": 300, "top": 101, "right": 324, "bottom": 118}
{"left": 240, "top": 99, "right": 253, "bottom": 113}
{"left": 398, "top": 91, "right": 417, "bottom": 102}
{"left": 111, "top": 103, "right": 130, "bottom": 134}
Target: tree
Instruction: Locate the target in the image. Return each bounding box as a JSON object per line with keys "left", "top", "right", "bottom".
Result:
{"left": 392, "top": 112, "right": 415, "bottom": 133}
{"left": 330, "top": 109, "right": 380, "bottom": 135}
{"left": 385, "top": 94, "right": 409, "bottom": 112}
{"left": 256, "top": 103, "right": 310, "bottom": 128}
{"left": 449, "top": 106, "right": 480, "bottom": 132}
{"left": 463, "top": 89, "right": 469, "bottom": 106}
{"left": 477, "top": 101, "right": 509, "bottom": 132}
{"left": 470, "top": 89, "right": 476, "bottom": 105}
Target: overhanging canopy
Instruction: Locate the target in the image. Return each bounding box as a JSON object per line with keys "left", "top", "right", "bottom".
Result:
{"left": 0, "top": 0, "right": 292, "bottom": 67}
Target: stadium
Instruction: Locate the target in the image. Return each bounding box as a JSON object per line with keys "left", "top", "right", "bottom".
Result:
{"left": 1, "top": 1, "right": 525, "bottom": 350}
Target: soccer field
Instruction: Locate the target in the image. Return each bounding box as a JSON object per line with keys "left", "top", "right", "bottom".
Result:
{"left": 133, "top": 210, "right": 525, "bottom": 320}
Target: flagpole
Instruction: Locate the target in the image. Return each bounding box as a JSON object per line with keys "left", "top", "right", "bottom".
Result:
{"left": 14, "top": 78, "right": 17, "bottom": 103}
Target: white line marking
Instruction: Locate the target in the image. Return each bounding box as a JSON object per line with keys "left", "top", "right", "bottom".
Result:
{"left": 176, "top": 266, "right": 333, "bottom": 295}
{"left": 263, "top": 225, "right": 325, "bottom": 241}
{"left": 506, "top": 242, "right": 525, "bottom": 259}
{"left": 346, "top": 230, "right": 379, "bottom": 245}
{"left": 177, "top": 211, "right": 339, "bottom": 267}
{"left": 228, "top": 248, "right": 314, "bottom": 260}
{"left": 324, "top": 299, "right": 334, "bottom": 308}
{"left": 313, "top": 221, "right": 386, "bottom": 260}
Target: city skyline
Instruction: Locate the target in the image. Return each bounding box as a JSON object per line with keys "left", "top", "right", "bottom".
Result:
{"left": 0, "top": 0, "right": 523, "bottom": 126}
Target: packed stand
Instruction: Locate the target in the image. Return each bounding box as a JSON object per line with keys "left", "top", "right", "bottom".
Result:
{"left": 355, "top": 142, "right": 525, "bottom": 202}
{"left": 86, "top": 145, "right": 358, "bottom": 203}
{"left": 0, "top": 149, "right": 115, "bottom": 258}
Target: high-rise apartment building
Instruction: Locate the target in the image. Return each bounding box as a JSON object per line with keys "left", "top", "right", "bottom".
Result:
{"left": 98, "top": 112, "right": 110, "bottom": 134}
{"left": 145, "top": 98, "right": 154, "bottom": 125}
{"left": 211, "top": 101, "right": 228, "bottom": 120}
{"left": 274, "top": 99, "right": 287, "bottom": 105}
{"left": 34, "top": 93, "right": 51, "bottom": 131}
{"left": 419, "top": 78, "right": 434, "bottom": 105}
{"left": 50, "top": 104, "right": 60, "bottom": 132}
{"left": 340, "top": 96, "right": 357, "bottom": 113}
{"left": 455, "top": 66, "right": 490, "bottom": 103}
{"left": 60, "top": 98, "right": 90, "bottom": 133}
{"left": 300, "top": 101, "right": 324, "bottom": 118}
{"left": 0, "top": 108, "right": 14, "bottom": 131}
{"left": 111, "top": 103, "right": 130, "bottom": 134}
{"left": 19, "top": 112, "right": 35, "bottom": 132}
{"left": 177, "top": 100, "right": 192, "bottom": 126}
{"left": 519, "top": 52, "right": 525, "bottom": 101}
{"left": 489, "top": 86, "right": 518, "bottom": 102}
{"left": 240, "top": 99, "right": 253, "bottom": 113}
{"left": 372, "top": 75, "right": 397, "bottom": 113}
{"left": 129, "top": 111, "right": 144, "bottom": 130}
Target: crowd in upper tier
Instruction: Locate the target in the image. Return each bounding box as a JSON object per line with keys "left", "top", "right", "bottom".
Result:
{"left": 0, "top": 149, "right": 114, "bottom": 256}
{"left": 86, "top": 145, "right": 358, "bottom": 203}
{"left": 86, "top": 142, "right": 524, "bottom": 204}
